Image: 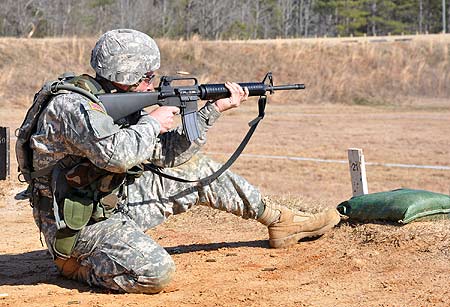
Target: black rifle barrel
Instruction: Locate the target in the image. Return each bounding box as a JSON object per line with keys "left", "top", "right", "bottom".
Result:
{"left": 271, "top": 84, "right": 306, "bottom": 91}
{"left": 199, "top": 82, "right": 305, "bottom": 101}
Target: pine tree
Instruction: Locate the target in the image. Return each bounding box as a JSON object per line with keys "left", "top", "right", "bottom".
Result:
{"left": 335, "top": 0, "right": 369, "bottom": 36}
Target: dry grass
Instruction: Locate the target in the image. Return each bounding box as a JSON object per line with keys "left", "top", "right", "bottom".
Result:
{"left": 158, "top": 35, "right": 450, "bottom": 105}
{"left": 1, "top": 34, "right": 449, "bottom": 111}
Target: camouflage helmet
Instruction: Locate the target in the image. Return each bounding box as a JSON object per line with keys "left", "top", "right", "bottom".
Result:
{"left": 90, "top": 29, "right": 160, "bottom": 85}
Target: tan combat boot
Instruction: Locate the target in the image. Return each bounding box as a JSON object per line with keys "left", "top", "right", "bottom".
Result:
{"left": 257, "top": 203, "right": 341, "bottom": 248}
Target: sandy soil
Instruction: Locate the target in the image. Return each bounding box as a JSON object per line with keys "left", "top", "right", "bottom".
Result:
{"left": 1, "top": 102, "right": 450, "bottom": 307}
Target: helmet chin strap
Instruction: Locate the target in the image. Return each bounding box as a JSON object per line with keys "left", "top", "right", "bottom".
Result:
{"left": 95, "top": 75, "right": 125, "bottom": 93}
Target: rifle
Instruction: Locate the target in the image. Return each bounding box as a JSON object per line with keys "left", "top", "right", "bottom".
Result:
{"left": 98, "top": 72, "right": 305, "bottom": 141}
{"left": 50, "top": 72, "right": 305, "bottom": 184}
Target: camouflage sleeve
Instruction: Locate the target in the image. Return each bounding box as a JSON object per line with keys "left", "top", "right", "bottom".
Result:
{"left": 42, "top": 93, "right": 161, "bottom": 173}
{"left": 149, "top": 101, "right": 221, "bottom": 168}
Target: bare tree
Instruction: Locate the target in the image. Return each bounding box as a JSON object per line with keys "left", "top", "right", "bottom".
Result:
{"left": 0, "top": 0, "right": 446, "bottom": 39}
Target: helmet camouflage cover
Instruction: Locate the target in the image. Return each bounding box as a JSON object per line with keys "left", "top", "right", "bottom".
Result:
{"left": 90, "top": 29, "right": 160, "bottom": 85}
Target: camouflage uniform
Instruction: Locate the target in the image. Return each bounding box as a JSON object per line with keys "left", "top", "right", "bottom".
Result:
{"left": 31, "top": 86, "right": 262, "bottom": 293}
{"left": 28, "top": 29, "right": 341, "bottom": 293}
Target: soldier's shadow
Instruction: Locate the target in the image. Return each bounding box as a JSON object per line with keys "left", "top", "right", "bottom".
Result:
{"left": 0, "top": 249, "right": 92, "bottom": 291}
{"left": 0, "top": 240, "right": 268, "bottom": 290}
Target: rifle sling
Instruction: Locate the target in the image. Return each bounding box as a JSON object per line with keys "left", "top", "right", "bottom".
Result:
{"left": 143, "top": 95, "right": 267, "bottom": 186}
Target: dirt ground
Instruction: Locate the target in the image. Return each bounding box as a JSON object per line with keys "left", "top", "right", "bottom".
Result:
{"left": 1, "top": 101, "right": 450, "bottom": 307}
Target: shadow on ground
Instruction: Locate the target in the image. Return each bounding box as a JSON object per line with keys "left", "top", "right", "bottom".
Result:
{"left": 0, "top": 250, "right": 91, "bottom": 292}
{"left": 166, "top": 239, "right": 269, "bottom": 254}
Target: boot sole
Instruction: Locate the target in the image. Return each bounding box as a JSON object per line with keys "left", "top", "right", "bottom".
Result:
{"left": 269, "top": 213, "right": 341, "bottom": 248}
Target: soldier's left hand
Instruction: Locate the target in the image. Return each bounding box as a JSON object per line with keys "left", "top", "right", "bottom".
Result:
{"left": 214, "top": 82, "right": 249, "bottom": 113}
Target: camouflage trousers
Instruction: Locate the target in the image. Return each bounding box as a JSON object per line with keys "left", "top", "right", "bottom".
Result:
{"left": 34, "top": 154, "right": 262, "bottom": 293}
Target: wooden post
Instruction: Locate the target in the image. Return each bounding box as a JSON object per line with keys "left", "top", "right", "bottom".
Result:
{"left": 0, "top": 127, "right": 10, "bottom": 180}
{"left": 348, "top": 148, "right": 368, "bottom": 197}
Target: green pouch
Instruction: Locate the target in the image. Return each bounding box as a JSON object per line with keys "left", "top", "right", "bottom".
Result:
{"left": 63, "top": 194, "right": 94, "bottom": 230}
{"left": 54, "top": 228, "right": 80, "bottom": 258}
{"left": 337, "top": 188, "right": 450, "bottom": 224}
{"left": 53, "top": 195, "right": 93, "bottom": 258}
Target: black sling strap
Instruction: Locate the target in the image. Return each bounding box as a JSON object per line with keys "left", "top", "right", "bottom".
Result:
{"left": 143, "top": 95, "right": 267, "bottom": 186}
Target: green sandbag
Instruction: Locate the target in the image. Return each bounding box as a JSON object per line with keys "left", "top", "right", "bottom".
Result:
{"left": 337, "top": 188, "right": 450, "bottom": 224}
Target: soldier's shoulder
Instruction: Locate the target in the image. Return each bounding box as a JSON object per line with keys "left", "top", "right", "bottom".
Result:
{"left": 50, "top": 92, "right": 93, "bottom": 114}
{"left": 50, "top": 91, "right": 86, "bottom": 105}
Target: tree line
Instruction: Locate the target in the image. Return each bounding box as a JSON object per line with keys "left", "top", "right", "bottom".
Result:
{"left": 1, "top": 0, "right": 448, "bottom": 39}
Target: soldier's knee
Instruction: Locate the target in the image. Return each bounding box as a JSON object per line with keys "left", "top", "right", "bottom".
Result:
{"left": 114, "top": 257, "right": 176, "bottom": 294}
{"left": 138, "top": 259, "right": 176, "bottom": 293}
{"left": 154, "top": 263, "right": 176, "bottom": 293}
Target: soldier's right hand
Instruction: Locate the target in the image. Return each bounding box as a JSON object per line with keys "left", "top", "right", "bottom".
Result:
{"left": 149, "top": 106, "right": 180, "bottom": 134}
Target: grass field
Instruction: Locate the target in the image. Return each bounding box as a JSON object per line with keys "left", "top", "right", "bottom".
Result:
{"left": 1, "top": 33, "right": 450, "bottom": 108}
